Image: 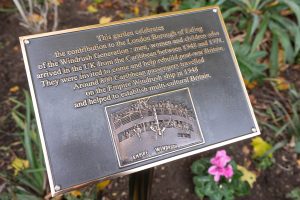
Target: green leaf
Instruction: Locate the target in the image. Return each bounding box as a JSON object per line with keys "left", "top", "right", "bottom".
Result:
{"left": 257, "top": 156, "right": 273, "bottom": 170}
{"left": 234, "top": 42, "right": 266, "bottom": 81}
{"left": 8, "top": 91, "right": 46, "bottom": 197}
{"left": 209, "top": 191, "right": 223, "bottom": 200}
{"left": 193, "top": 176, "right": 211, "bottom": 187}
{"left": 195, "top": 187, "right": 205, "bottom": 199}
{"left": 204, "top": 181, "right": 215, "bottom": 197}
{"left": 251, "top": 15, "right": 269, "bottom": 52}
{"left": 258, "top": 0, "right": 274, "bottom": 9}
{"left": 16, "top": 193, "right": 41, "bottom": 200}
{"left": 24, "top": 91, "right": 34, "bottom": 169}
{"left": 248, "top": 14, "right": 260, "bottom": 42}
{"left": 270, "top": 21, "right": 295, "bottom": 63}
{"left": 161, "top": 0, "right": 172, "bottom": 11}
{"left": 222, "top": 7, "right": 242, "bottom": 19}
{"left": 280, "top": 0, "right": 300, "bottom": 24}
{"left": 293, "top": 27, "right": 300, "bottom": 59}
{"left": 287, "top": 100, "right": 300, "bottom": 136}
{"left": 11, "top": 112, "right": 25, "bottom": 130}
{"left": 262, "top": 140, "right": 287, "bottom": 158}
{"left": 93, "top": 0, "right": 103, "bottom": 3}
{"left": 191, "top": 159, "right": 209, "bottom": 175}
{"left": 180, "top": 0, "right": 203, "bottom": 9}
{"left": 286, "top": 187, "right": 300, "bottom": 200}
{"left": 238, "top": 17, "right": 248, "bottom": 30}
{"left": 271, "top": 13, "right": 296, "bottom": 35}
{"left": 222, "top": 186, "right": 235, "bottom": 200}
{"left": 270, "top": 34, "right": 279, "bottom": 77}
{"left": 295, "top": 140, "right": 300, "bottom": 154}
{"left": 260, "top": 120, "right": 289, "bottom": 137}
{"left": 235, "top": 181, "right": 251, "bottom": 196}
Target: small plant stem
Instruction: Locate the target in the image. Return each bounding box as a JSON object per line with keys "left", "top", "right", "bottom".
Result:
{"left": 13, "top": 0, "right": 29, "bottom": 24}
{"left": 28, "top": 0, "right": 33, "bottom": 15}
{"left": 52, "top": 3, "right": 58, "bottom": 31}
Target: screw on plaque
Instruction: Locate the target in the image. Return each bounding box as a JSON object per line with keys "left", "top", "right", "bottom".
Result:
{"left": 24, "top": 39, "right": 30, "bottom": 44}
{"left": 54, "top": 185, "right": 61, "bottom": 191}
{"left": 251, "top": 127, "right": 257, "bottom": 133}
{"left": 213, "top": 9, "right": 217, "bottom": 13}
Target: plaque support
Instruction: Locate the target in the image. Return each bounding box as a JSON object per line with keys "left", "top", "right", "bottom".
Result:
{"left": 129, "top": 168, "right": 154, "bottom": 200}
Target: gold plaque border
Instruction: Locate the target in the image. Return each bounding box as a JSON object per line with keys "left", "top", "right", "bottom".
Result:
{"left": 19, "top": 6, "right": 261, "bottom": 197}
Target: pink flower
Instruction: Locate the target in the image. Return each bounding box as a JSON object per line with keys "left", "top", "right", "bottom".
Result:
{"left": 208, "top": 150, "right": 234, "bottom": 182}
{"left": 210, "top": 150, "right": 231, "bottom": 167}
{"left": 208, "top": 165, "right": 234, "bottom": 182}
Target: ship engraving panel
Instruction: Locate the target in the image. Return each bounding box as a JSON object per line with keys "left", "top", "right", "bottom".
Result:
{"left": 105, "top": 88, "right": 204, "bottom": 167}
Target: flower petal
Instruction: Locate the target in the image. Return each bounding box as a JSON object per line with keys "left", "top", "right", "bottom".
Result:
{"left": 208, "top": 166, "right": 219, "bottom": 175}
{"left": 211, "top": 150, "right": 231, "bottom": 167}
{"left": 224, "top": 164, "right": 234, "bottom": 179}
{"left": 214, "top": 174, "right": 221, "bottom": 182}
{"left": 216, "top": 150, "right": 227, "bottom": 157}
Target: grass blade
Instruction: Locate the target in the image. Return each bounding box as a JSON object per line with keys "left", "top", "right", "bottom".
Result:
{"left": 270, "top": 34, "right": 279, "bottom": 77}
{"left": 251, "top": 15, "right": 268, "bottom": 52}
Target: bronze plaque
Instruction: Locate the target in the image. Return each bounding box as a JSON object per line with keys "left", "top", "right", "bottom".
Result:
{"left": 20, "top": 6, "right": 260, "bottom": 196}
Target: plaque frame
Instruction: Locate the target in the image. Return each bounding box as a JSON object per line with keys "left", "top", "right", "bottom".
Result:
{"left": 19, "top": 6, "right": 260, "bottom": 196}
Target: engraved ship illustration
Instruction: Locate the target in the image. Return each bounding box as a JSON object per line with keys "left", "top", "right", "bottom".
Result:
{"left": 107, "top": 89, "right": 204, "bottom": 166}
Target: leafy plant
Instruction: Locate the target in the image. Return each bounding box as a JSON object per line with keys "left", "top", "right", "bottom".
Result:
{"left": 148, "top": 0, "right": 231, "bottom": 17}
{"left": 191, "top": 150, "right": 251, "bottom": 200}
{"left": 261, "top": 101, "right": 289, "bottom": 136}
{"left": 0, "top": 91, "right": 47, "bottom": 199}
{"left": 180, "top": 0, "right": 225, "bottom": 10}
{"left": 288, "top": 104, "right": 300, "bottom": 152}
{"left": 148, "top": 0, "right": 174, "bottom": 12}
{"left": 12, "top": 0, "right": 61, "bottom": 33}
{"left": 64, "top": 187, "right": 97, "bottom": 200}
{"left": 225, "top": 0, "right": 300, "bottom": 77}
{"left": 287, "top": 188, "right": 300, "bottom": 200}
{"left": 148, "top": 0, "right": 300, "bottom": 81}
{"left": 260, "top": 86, "right": 300, "bottom": 153}
{"left": 251, "top": 137, "right": 286, "bottom": 170}
{"left": 0, "top": 7, "right": 17, "bottom": 13}
{"left": 0, "top": 90, "right": 113, "bottom": 199}
{"left": 233, "top": 42, "right": 267, "bottom": 81}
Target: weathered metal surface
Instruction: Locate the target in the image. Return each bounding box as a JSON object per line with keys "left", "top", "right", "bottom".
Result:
{"left": 20, "top": 6, "right": 260, "bottom": 196}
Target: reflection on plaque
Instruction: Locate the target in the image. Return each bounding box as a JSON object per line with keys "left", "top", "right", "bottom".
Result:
{"left": 106, "top": 88, "right": 204, "bottom": 166}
